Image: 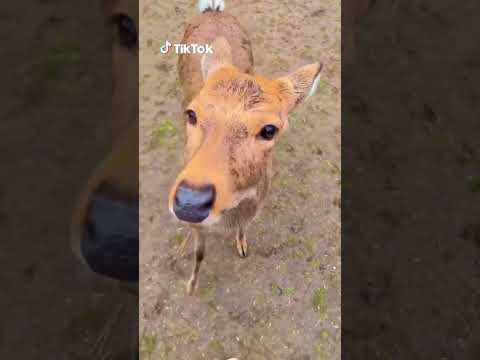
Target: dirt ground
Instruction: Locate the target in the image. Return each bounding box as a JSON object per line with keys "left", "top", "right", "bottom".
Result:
{"left": 139, "top": 1, "right": 341, "bottom": 359}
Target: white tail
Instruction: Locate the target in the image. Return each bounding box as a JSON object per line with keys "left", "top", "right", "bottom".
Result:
{"left": 198, "top": 0, "right": 225, "bottom": 13}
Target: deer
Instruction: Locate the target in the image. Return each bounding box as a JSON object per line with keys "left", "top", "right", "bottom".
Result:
{"left": 70, "top": 0, "right": 138, "bottom": 285}
{"left": 168, "top": 0, "right": 323, "bottom": 295}
{"left": 69, "top": 0, "right": 138, "bottom": 356}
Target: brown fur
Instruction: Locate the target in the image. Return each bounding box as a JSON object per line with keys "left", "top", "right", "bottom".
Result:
{"left": 70, "top": 0, "right": 138, "bottom": 270}
{"left": 169, "top": 7, "right": 323, "bottom": 294}
{"left": 178, "top": 11, "right": 254, "bottom": 108}
{"left": 70, "top": 2, "right": 139, "bottom": 355}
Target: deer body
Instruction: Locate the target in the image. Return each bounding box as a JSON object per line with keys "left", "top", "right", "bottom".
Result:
{"left": 170, "top": 0, "right": 323, "bottom": 294}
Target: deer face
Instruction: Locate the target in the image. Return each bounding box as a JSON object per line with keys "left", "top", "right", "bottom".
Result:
{"left": 169, "top": 37, "right": 322, "bottom": 225}
{"left": 107, "top": 0, "right": 138, "bottom": 137}
{"left": 70, "top": 0, "right": 138, "bottom": 281}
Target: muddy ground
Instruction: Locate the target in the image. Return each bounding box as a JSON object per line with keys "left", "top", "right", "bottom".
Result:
{"left": 139, "top": 0, "right": 341, "bottom": 359}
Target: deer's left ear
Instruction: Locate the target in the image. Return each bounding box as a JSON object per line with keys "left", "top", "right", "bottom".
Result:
{"left": 201, "top": 36, "right": 234, "bottom": 81}
{"left": 277, "top": 62, "right": 323, "bottom": 113}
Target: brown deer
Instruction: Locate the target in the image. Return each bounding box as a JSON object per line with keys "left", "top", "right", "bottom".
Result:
{"left": 168, "top": 0, "right": 323, "bottom": 294}
{"left": 68, "top": 1, "right": 138, "bottom": 358}
{"left": 70, "top": 0, "right": 138, "bottom": 285}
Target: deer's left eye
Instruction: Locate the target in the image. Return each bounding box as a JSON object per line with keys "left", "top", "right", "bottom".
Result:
{"left": 258, "top": 124, "right": 278, "bottom": 140}
{"left": 185, "top": 109, "right": 197, "bottom": 126}
{"left": 112, "top": 14, "right": 138, "bottom": 49}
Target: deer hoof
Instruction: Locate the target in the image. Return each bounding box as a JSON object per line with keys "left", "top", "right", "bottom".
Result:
{"left": 187, "top": 277, "right": 198, "bottom": 295}
{"left": 236, "top": 236, "right": 248, "bottom": 258}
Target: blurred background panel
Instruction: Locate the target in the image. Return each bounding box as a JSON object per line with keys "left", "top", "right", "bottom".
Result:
{"left": 343, "top": 0, "right": 480, "bottom": 358}
{"left": 0, "top": 0, "right": 138, "bottom": 359}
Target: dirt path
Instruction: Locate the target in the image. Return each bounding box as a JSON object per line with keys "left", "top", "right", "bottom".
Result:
{"left": 139, "top": 1, "right": 341, "bottom": 359}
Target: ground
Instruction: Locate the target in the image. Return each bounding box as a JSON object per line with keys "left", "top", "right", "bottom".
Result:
{"left": 139, "top": 1, "right": 341, "bottom": 359}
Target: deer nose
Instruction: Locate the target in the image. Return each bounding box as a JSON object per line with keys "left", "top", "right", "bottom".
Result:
{"left": 173, "top": 181, "right": 215, "bottom": 223}
{"left": 81, "top": 183, "right": 139, "bottom": 282}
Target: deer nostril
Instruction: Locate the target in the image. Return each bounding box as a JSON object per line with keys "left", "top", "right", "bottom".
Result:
{"left": 173, "top": 181, "right": 215, "bottom": 223}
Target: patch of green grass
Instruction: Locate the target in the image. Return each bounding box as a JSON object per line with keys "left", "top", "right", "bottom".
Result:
{"left": 271, "top": 282, "right": 282, "bottom": 296}
{"left": 322, "top": 160, "right": 340, "bottom": 176}
{"left": 270, "top": 283, "right": 295, "bottom": 297}
{"left": 32, "top": 42, "right": 81, "bottom": 81}
{"left": 312, "top": 288, "right": 327, "bottom": 314}
{"left": 304, "top": 238, "right": 317, "bottom": 255}
{"left": 298, "top": 189, "right": 309, "bottom": 200}
{"left": 206, "top": 339, "right": 226, "bottom": 358}
{"left": 285, "top": 235, "right": 298, "bottom": 247}
{"left": 320, "top": 330, "right": 330, "bottom": 340}
{"left": 284, "top": 287, "right": 295, "bottom": 297}
{"left": 200, "top": 282, "right": 216, "bottom": 300}
{"left": 314, "top": 330, "right": 332, "bottom": 360}
{"left": 312, "top": 258, "right": 324, "bottom": 271}
{"left": 280, "top": 178, "right": 290, "bottom": 187}
{"left": 140, "top": 332, "right": 158, "bottom": 360}
{"left": 314, "top": 341, "right": 328, "bottom": 360}
{"left": 149, "top": 120, "right": 176, "bottom": 149}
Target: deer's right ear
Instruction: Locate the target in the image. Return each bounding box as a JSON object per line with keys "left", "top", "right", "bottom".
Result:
{"left": 201, "top": 37, "right": 234, "bottom": 81}
{"left": 276, "top": 62, "right": 323, "bottom": 113}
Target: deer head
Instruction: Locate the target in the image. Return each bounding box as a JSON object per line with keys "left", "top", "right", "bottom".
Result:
{"left": 169, "top": 37, "right": 322, "bottom": 226}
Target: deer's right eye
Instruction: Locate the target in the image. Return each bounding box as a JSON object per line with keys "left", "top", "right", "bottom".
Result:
{"left": 185, "top": 110, "right": 197, "bottom": 126}
{"left": 258, "top": 124, "right": 278, "bottom": 140}
{"left": 112, "top": 14, "right": 138, "bottom": 50}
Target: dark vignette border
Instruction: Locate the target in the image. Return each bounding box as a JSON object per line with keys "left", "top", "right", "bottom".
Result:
{"left": 342, "top": 1, "right": 480, "bottom": 359}
{"left": 1, "top": 1, "right": 139, "bottom": 358}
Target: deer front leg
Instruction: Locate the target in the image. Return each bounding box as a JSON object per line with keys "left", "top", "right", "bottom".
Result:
{"left": 177, "top": 229, "right": 191, "bottom": 256}
{"left": 235, "top": 226, "right": 248, "bottom": 258}
{"left": 187, "top": 227, "right": 205, "bottom": 295}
